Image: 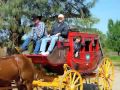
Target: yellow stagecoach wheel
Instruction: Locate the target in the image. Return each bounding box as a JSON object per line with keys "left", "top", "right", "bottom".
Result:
{"left": 96, "top": 58, "right": 114, "bottom": 90}
{"left": 59, "top": 70, "right": 83, "bottom": 90}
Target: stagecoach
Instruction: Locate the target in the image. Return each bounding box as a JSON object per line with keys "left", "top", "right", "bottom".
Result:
{"left": 25, "top": 31, "right": 114, "bottom": 90}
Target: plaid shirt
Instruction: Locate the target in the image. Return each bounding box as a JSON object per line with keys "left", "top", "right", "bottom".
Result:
{"left": 30, "top": 22, "right": 45, "bottom": 39}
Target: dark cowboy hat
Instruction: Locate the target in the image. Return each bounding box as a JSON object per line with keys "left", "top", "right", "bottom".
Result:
{"left": 32, "top": 15, "right": 42, "bottom": 21}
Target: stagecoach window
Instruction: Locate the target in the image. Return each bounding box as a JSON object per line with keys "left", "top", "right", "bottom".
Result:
{"left": 85, "top": 41, "right": 90, "bottom": 51}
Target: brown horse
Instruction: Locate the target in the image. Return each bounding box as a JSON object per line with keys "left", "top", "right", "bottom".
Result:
{"left": 0, "top": 54, "right": 34, "bottom": 90}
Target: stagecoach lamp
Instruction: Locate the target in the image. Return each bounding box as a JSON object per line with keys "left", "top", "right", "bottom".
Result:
{"left": 86, "top": 54, "right": 90, "bottom": 61}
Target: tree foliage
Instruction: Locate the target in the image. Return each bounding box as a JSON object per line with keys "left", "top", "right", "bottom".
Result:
{"left": 0, "top": 0, "right": 97, "bottom": 18}
{"left": 107, "top": 19, "right": 120, "bottom": 55}
{"left": 70, "top": 17, "right": 99, "bottom": 29}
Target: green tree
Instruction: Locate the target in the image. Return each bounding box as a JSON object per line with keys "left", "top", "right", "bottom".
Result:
{"left": 75, "top": 17, "right": 99, "bottom": 29}
{"left": 107, "top": 19, "right": 120, "bottom": 55}
{"left": 0, "top": 0, "right": 97, "bottom": 18}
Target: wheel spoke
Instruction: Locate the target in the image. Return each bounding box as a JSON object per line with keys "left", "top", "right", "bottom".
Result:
{"left": 75, "top": 84, "right": 81, "bottom": 88}
{"left": 69, "top": 72, "right": 72, "bottom": 84}
{"left": 108, "top": 77, "right": 113, "bottom": 81}
{"left": 74, "top": 77, "right": 80, "bottom": 84}
{"left": 106, "top": 63, "right": 110, "bottom": 72}
{"left": 72, "top": 72, "right": 76, "bottom": 84}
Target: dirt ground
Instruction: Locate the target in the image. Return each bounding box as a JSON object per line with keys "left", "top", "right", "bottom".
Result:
{"left": 112, "top": 66, "right": 120, "bottom": 90}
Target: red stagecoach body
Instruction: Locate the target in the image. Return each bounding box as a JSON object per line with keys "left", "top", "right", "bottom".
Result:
{"left": 25, "top": 31, "right": 103, "bottom": 75}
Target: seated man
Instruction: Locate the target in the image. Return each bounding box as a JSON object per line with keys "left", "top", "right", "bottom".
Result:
{"left": 40, "top": 14, "right": 69, "bottom": 56}
{"left": 74, "top": 36, "right": 82, "bottom": 57}
{"left": 16, "top": 15, "right": 47, "bottom": 54}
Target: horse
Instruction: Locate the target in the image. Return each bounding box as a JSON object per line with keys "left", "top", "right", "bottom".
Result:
{"left": 0, "top": 54, "right": 34, "bottom": 90}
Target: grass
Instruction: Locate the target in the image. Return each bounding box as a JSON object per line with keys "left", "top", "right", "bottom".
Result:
{"left": 110, "top": 56, "right": 120, "bottom": 61}
{"left": 109, "top": 56, "right": 120, "bottom": 67}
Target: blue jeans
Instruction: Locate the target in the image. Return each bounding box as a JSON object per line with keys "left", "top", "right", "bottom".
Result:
{"left": 40, "top": 35, "right": 58, "bottom": 53}
{"left": 21, "top": 38, "right": 41, "bottom": 54}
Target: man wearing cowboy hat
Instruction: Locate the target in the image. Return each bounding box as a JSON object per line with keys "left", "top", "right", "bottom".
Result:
{"left": 40, "top": 14, "right": 69, "bottom": 56}
{"left": 16, "top": 15, "right": 47, "bottom": 54}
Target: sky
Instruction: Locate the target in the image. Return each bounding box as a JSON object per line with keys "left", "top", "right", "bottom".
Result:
{"left": 90, "top": 0, "right": 120, "bottom": 34}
